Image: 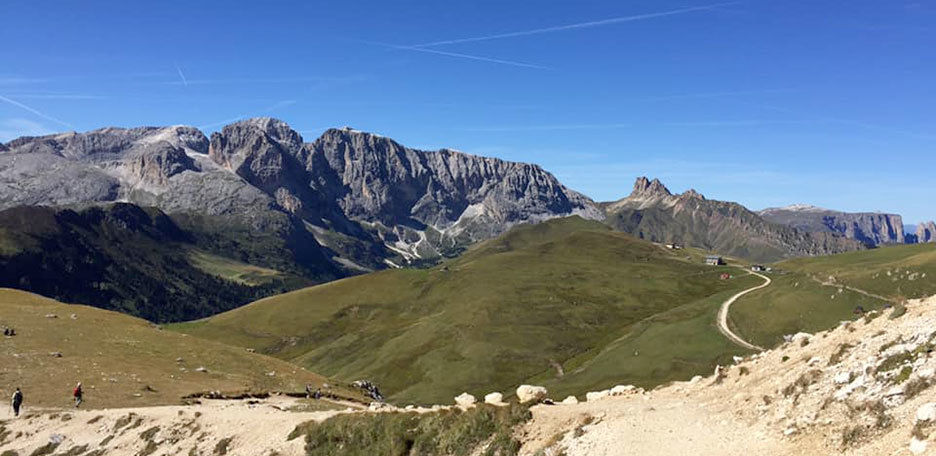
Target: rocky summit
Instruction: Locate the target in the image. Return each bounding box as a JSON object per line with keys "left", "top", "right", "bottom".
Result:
{"left": 0, "top": 118, "right": 602, "bottom": 271}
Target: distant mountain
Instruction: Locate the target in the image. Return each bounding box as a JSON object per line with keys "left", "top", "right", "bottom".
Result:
{"left": 0, "top": 118, "right": 604, "bottom": 318}
{"left": 758, "top": 205, "right": 905, "bottom": 246}
{"left": 602, "top": 177, "right": 865, "bottom": 263}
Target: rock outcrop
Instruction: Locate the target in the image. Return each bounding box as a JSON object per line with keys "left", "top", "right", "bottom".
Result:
{"left": 917, "top": 221, "right": 936, "bottom": 243}
{"left": 603, "top": 177, "right": 865, "bottom": 263}
{"left": 759, "top": 204, "right": 906, "bottom": 246}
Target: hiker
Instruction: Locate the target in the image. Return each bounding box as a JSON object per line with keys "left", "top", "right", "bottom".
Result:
{"left": 11, "top": 387, "right": 23, "bottom": 417}
{"left": 73, "top": 382, "right": 83, "bottom": 408}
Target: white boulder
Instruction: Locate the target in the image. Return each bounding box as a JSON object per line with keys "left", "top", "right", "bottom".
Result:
{"left": 916, "top": 403, "right": 936, "bottom": 423}
{"left": 910, "top": 437, "right": 928, "bottom": 455}
{"left": 484, "top": 392, "right": 505, "bottom": 406}
{"left": 455, "top": 392, "right": 477, "bottom": 407}
{"left": 791, "top": 332, "right": 813, "bottom": 345}
{"left": 610, "top": 385, "right": 638, "bottom": 396}
{"left": 561, "top": 395, "right": 579, "bottom": 405}
{"left": 516, "top": 385, "right": 548, "bottom": 404}
{"left": 834, "top": 372, "right": 852, "bottom": 385}
{"left": 586, "top": 390, "right": 610, "bottom": 402}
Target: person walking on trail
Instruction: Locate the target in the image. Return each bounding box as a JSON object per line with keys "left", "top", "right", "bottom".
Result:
{"left": 73, "top": 382, "right": 83, "bottom": 408}
{"left": 11, "top": 387, "right": 23, "bottom": 417}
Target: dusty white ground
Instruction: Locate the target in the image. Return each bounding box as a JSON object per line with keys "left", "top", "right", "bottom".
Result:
{"left": 0, "top": 396, "right": 360, "bottom": 456}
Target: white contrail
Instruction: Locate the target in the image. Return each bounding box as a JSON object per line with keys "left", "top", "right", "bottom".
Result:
{"left": 410, "top": 2, "right": 739, "bottom": 47}
{"left": 175, "top": 65, "right": 188, "bottom": 87}
{"left": 376, "top": 42, "right": 547, "bottom": 69}
{"left": 0, "top": 94, "right": 72, "bottom": 128}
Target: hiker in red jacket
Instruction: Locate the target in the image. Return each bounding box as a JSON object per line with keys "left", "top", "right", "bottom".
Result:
{"left": 73, "top": 382, "right": 83, "bottom": 408}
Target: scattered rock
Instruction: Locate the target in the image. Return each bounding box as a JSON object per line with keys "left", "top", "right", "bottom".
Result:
{"left": 610, "top": 385, "right": 639, "bottom": 396}
{"left": 45, "top": 313, "right": 58, "bottom": 319}
{"left": 561, "top": 395, "right": 579, "bottom": 405}
{"left": 516, "top": 385, "right": 548, "bottom": 404}
{"left": 916, "top": 403, "right": 936, "bottom": 423}
{"left": 834, "top": 372, "right": 851, "bottom": 385}
{"left": 195, "top": 367, "right": 207, "bottom": 373}
{"left": 791, "top": 333, "right": 813, "bottom": 345}
{"left": 484, "top": 392, "right": 505, "bottom": 406}
{"left": 49, "top": 352, "right": 63, "bottom": 358}
{"left": 454, "top": 392, "right": 476, "bottom": 407}
{"left": 586, "top": 390, "right": 610, "bottom": 402}
{"left": 910, "top": 437, "right": 928, "bottom": 455}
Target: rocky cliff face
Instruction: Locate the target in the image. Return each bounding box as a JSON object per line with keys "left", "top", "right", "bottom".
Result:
{"left": 0, "top": 118, "right": 603, "bottom": 272}
{"left": 918, "top": 221, "right": 936, "bottom": 243}
{"left": 759, "top": 205, "right": 905, "bottom": 246}
{"left": 306, "top": 127, "right": 603, "bottom": 259}
{"left": 603, "top": 177, "right": 865, "bottom": 262}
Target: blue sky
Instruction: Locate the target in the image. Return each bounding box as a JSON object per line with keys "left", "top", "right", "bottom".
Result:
{"left": 1, "top": 1, "right": 934, "bottom": 223}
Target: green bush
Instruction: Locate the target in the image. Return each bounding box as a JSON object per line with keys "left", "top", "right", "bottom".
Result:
{"left": 290, "top": 403, "right": 532, "bottom": 456}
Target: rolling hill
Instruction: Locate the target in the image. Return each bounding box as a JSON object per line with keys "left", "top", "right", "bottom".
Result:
{"left": 0, "top": 288, "right": 362, "bottom": 409}
{"left": 174, "top": 216, "right": 764, "bottom": 405}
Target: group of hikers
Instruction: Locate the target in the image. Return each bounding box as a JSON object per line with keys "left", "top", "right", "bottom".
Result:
{"left": 9, "top": 382, "right": 83, "bottom": 417}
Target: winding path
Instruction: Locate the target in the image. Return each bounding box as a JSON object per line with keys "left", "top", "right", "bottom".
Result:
{"left": 716, "top": 270, "right": 771, "bottom": 351}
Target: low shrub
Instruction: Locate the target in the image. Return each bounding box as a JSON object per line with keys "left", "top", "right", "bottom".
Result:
{"left": 290, "top": 403, "right": 532, "bottom": 456}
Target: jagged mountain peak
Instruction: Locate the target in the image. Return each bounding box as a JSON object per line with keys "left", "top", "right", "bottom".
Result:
{"left": 630, "top": 176, "right": 672, "bottom": 198}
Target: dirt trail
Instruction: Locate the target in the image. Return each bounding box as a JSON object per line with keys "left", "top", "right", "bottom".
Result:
{"left": 809, "top": 274, "right": 894, "bottom": 303}
{"left": 0, "top": 396, "right": 358, "bottom": 456}
{"left": 716, "top": 270, "right": 770, "bottom": 351}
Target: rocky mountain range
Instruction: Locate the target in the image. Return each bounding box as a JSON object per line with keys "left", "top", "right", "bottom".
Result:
{"left": 758, "top": 204, "right": 905, "bottom": 246}
{"left": 0, "top": 118, "right": 603, "bottom": 318}
{"left": 602, "top": 178, "right": 866, "bottom": 263}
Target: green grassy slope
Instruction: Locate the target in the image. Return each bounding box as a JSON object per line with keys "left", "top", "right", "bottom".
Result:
{"left": 777, "top": 243, "right": 936, "bottom": 299}
{"left": 729, "top": 243, "right": 936, "bottom": 348}
{"left": 0, "top": 288, "right": 357, "bottom": 409}
{"left": 0, "top": 204, "right": 328, "bottom": 322}
{"left": 175, "top": 217, "right": 760, "bottom": 404}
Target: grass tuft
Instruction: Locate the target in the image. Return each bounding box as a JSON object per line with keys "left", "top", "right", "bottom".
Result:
{"left": 290, "top": 403, "right": 531, "bottom": 456}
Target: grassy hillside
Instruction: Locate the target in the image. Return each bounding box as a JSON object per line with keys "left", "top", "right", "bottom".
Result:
{"left": 0, "top": 204, "right": 330, "bottom": 322}
{"left": 729, "top": 244, "right": 936, "bottom": 348}
{"left": 776, "top": 243, "right": 936, "bottom": 299}
{"left": 0, "top": 288, "right": 356, "bottom": 409}
{"left": 175, "top": 217, "right": 761, "bottom": 404}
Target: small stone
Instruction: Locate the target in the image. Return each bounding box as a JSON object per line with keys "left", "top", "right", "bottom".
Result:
{"left": 484, "top": 392, "right": 505, "bottom": 405}
{"left": 834, "top": 372, "right": 851, "bottom": 385}
{"left": 610, "top": 385, "right": 638, "bottom": 396}
{"left": 561, "top": 395, "right": 579, "bottom": 405}
{"left": 586, "top": 390, "right": 610, "bottom": 402}
{"left": 455, "top": 392, "right": 477, "bottom": 407}
{"left": 916, "top": 403, "right": 936, "bottom": 423}
{"left": 910, "top": 437, "right": 928, "bottom": 455}
{"left": 516, "top": 385, "right": 548, "bottom": 404}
